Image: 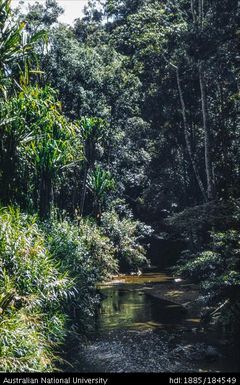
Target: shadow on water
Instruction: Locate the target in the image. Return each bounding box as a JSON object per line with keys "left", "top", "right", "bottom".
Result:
{"left": 97, "top": 287, "right": 187, "bottom": 332}
{"left": 95, "top": 272, "right": 188, "bottom": 332}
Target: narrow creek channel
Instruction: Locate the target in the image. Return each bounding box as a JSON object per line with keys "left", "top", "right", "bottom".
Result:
{"left": 70, "top": 271, "right": 240, "bottom": 373}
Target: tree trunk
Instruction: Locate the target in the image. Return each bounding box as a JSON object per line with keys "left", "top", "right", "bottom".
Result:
{"left": 39, "top": 172, "right": 52, "bottom": 219}
{"left": 1, "top": 135, "right": 16, "bottom": 205}
{"left": 79, "top": 163, "right": 89, "bottom": 217}
{"left": 176, "top": 67, "right": 207, "bottom": 202}
{"left": 198, "top": 0, "right": 203, "bottom": 28}
{"left": 93, "top": 196, "right": 102, "bottom": 225}
{"left": 199, "top": 62, "right": 214, "bottom": 200}
{"left": 190, "top": 0, "right": 196, "bottom": 23}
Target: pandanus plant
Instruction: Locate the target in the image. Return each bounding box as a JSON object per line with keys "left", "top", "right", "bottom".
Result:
{"left": 79, "top": 117, "right": 108, "bottom": 217}
{"left": 1, "top": 85, "right": 82, "bottom": 217}
{"left": 20, "top": 87, "right": 82, "bottom": 219}
{"left": 0, "top": 1, "right": 47, "bottom": 205}
{"left": 87, "top": 165, "right": 115, "bottom": 222}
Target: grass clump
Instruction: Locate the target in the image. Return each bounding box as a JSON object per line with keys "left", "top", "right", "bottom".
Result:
{"left": 0, "top": 207, "right": 74, "bottom": 372}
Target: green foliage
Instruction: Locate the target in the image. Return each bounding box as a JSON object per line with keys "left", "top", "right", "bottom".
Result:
{"left": 0, "top": 311, "right": 55, "bottom": 372}
{"left": 78, "top": 116, "right": 110, "bottom": 216}
{"left": 0, "top": 207, "right": 74, "bottom": 304}
{"left": 176, "top": 230, "right": 240, "bottom": 332}
{"left": 0, "top": 86, "right": 82, "bottom": 216}
{"left": 19, "top": 86, "right": 81, "bottom": 177}
{"left": 0, "top": 207, "right": 74, "bottom": 371}
{"left": 0, "top": 0, "right": 47, "bottom": 92}
{"left": 101, "top": 210, "right": 149, "bottom": 271}
{"left": 1, "top": 207, "right": 142, "bottom": 370}
{"left": 87, "top": 166, "right": 115, "bottom": 219}
{"left": 178, "top": 230, "right": 240, "bottom": 284}
{"left": 80, "top": 117, "right": 107, "bottom": 144}
{"left": 46, "top": 217, "right": 118, "bottom": 289}
{"left": 0, "top": 0, "right": 238, "bottom": 366}
{"left": 22, "top": 0, "right": 64, "bottom": 32}
{"left": 0, "top": 0, "right": 26, "bottom": 77}
{"left": 167, "top": 200, "right": 240, "bottom": 233}
{"left": 177, "top": 250, "right": 220, "bottom": 281}
{"left": 88, "top": 166, "right": 115, "bottom": 199}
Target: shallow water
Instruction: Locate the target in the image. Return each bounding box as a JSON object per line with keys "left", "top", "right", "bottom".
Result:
{"left": 98, "top": 271, "right": 173, "bottom": 287}
{"left": 70, "top": 272, "right": 240, "bottom": 373}
{"left": 97, "top": 273, "right": 186, "bottom": 331}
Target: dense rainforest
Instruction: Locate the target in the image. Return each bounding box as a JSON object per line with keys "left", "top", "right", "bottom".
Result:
{"left": 0, "top": 0, "right": 239, "bottom": 372}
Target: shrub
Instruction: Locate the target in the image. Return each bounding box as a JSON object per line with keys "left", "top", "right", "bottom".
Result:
{"left": 100, "top": 210, "right": 149, "bottom": 271}
{"left": 176, "top": 230, "right": 240, "bottom": 334}
{"left": 176, "top": 250, "right": 221, "bottom": 281}
{"left": 45, "top": 218, "right": 118, "bottom": 322}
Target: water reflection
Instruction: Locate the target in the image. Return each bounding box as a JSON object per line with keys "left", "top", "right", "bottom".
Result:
{"left": 97, "top": 286, "right": 187, "bottom": 332}
{"left": 69, "top": 272, "right": 240, "bottom": 373}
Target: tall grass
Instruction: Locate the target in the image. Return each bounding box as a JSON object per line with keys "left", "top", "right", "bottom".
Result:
{"left": 0, "top": 207, "right": 74, "bottom": 372}
{"left": 0, "top": 207, "right": 148, "bottom": 371}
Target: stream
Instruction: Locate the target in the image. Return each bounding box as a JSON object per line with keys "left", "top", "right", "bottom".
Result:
{"left": 70, "top": 272, "right": 240, "bottom": 373}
